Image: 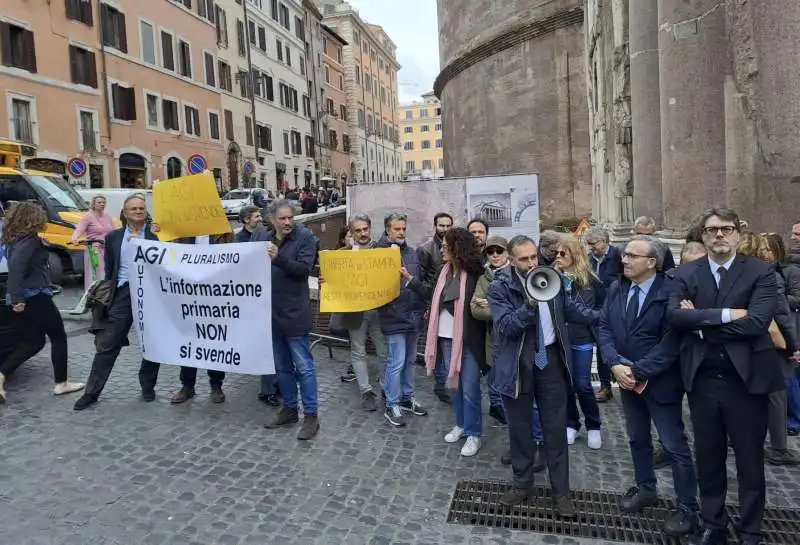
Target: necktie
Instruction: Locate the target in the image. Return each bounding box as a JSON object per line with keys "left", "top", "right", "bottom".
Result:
{"left": 534, "top": 309, "right": 548, "bottom": 370}
{"left": 626, "top": 285, "right": 640, "bottom": 329}
{"left": 716, "top": 266, "right": 727, "bottom": 289}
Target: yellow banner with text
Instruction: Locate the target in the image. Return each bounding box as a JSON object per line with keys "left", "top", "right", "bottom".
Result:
{"left": 319, "top": 248, "right": 402, "bottom": 313}
{"left": 153, "top": 173, "right": 232, "bottom": 241}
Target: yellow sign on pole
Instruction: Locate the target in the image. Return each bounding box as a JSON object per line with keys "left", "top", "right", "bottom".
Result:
{"left": 153, "top": 173, "right": 232, "bottom": 241}
{"left": 319, "top": 248, "right": 402, "bottom": 313}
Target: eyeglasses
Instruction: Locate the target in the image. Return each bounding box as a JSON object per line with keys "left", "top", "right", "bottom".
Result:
{"left": 486, "top": 247, "right": 505, "bottom": 256}
{"left": 703, "top": 226, "right": 736, "bottom": 236}
{"left": 556, "top": 250, "right": 568, "bottom": 257}
{"left": 622, "top": 252, "right": 653, "bottom": 260}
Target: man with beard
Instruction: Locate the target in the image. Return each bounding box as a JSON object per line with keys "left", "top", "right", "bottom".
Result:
{"left": 467, "top": 218, "right": 489, "bottom": 252}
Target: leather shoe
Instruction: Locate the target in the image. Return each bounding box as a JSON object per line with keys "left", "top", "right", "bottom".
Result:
{"left": 170, "top": 387, "right": 195, "bottom": 404}
{"left": 621, "top": 486, "right": 657, "bottom": 513}
{"left": 688, "top": 528, "right": 728, "bottom": 545}
{"left": 73, "top": 394, "right": 98, "bottom": 411}
{"left": 553, "top": 496, "right": 577, "bottom": 519}
{"left": 141, "top": 390, "right": 156, "bottom": 402}
{"left": 663, "top": 509, "right": 698, "bottom": 537}
{"left": 499, "top": 487, "right": 531, "bottom": 506}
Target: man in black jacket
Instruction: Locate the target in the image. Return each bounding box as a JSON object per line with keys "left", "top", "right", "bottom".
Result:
{"left": 74, "top": 195, "right": 159, "bottom": 410}
{"left": 633, "top": 216, "right": 676, "bottom": 271}
{"left": 668, "top": 207, "right": 794, "bottom": 545}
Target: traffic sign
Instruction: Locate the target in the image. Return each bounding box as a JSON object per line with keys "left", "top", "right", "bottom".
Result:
{"left": 67, "top": 157, "right": 87, "bottom": 178}
{"left": 188, "top": 153, "right": 207, "bottom": 174}
{"left": 243, "top": 160, "right": 255, "bottom": 175}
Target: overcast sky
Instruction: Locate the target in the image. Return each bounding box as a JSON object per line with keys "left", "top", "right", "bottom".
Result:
{"left": 346, "top": 0, "right": 440, "bottom": 105}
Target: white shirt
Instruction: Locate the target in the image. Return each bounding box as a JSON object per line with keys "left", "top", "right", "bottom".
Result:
{"left": 438, "top": 309, "right": 455, "bottom": 339}
{"left": 538, "top": 301, "right": 556, "bottom": 346}
{"left": 117, "top": 225, "right": 143, "bottom": 287}
{"left": 195, "top": 236, "right": 211, "bottom": 245}
{"left": 708, "top": 255, "right": 737, "bottom": 323}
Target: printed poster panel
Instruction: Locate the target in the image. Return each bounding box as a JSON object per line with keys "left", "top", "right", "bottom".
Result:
{"left": 153, "top": 173, "right": 232, "bottom": 241}
{"left": 466, "top": 174, "right": 541, "bottom": 242}
{"left": 319, "top": 247, "right": 401, "bottom": 312}
{"left": 129, "top": 239, "right": 274, "bottom": 375}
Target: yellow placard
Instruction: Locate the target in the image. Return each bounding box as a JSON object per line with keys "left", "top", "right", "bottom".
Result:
{"left": 319, "top": 247, "right": 402, "bottom": 313}
{"left": 153, "top": 173, "right": 232, "bottom": 241}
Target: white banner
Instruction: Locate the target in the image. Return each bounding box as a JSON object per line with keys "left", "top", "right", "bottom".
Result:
{"left": 129, "top": 240, "right": 274, "bottom": 375}
{"left": 466, "top": 173, "right": 540, "bottom": 242}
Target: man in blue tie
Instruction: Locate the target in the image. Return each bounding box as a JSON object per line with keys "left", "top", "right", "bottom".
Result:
{"left": 488, "top": 235, "right": 599, "bottom": 517}
{"left": 598, "top": 235, "right": 698, "bottom": 538}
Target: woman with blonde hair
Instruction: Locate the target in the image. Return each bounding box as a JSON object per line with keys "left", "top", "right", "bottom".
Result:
{"left": 0, "top": 202, "right": 84, "bottom": 403}
{"left": 738, "top": 231, "right": 800, "bottom": 465}
{"left": 555, "top": 235, "right": 605, "bottom": 449}
{"left": 70, "top": 195, "right": 116, "bottom": 290}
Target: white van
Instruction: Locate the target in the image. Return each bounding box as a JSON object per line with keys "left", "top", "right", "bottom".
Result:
{"left": 77, "top": 188, "right": 154, "bottom": 221}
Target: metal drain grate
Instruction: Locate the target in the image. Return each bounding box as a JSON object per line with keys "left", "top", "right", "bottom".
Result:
{"left": 447, "top": 480, "right": 800, "bottom": 544}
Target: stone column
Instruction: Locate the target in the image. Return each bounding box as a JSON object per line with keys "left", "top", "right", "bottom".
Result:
{"left": 630, "top": 0, "right": 662, "bottom": 224}
{"left": 658, "top": 0, "right": 728, "bottom": 231}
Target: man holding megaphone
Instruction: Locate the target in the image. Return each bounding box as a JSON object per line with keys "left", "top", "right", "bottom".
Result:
{"left": 488, "top": 235, "right": 601, "bottom": 518}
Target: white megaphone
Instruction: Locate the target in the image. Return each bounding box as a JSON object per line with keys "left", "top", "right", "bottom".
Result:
{"left": 524, "top": 266, "right": 562, "bottom": 302}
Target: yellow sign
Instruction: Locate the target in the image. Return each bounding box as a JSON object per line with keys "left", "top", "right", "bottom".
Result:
{"left": 153, "top": 173, "right": 231, "bottom": 241}
{"left": 319, "top": 248, "right": 402, "bottom": 313}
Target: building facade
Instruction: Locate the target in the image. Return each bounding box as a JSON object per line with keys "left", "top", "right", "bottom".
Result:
{"left": 317, "top": 24, "right": 351, "bottom": 186}
{"left": 318, "top": 1, "right": 401, "bottom": 184}
{"left": 1, "top": 0, "right": 229, "bottom": 188}
{"left": 399, "top": 92, "right": 443, "bottom": 179}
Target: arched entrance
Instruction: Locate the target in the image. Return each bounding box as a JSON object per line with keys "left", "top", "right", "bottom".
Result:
{"left": 166, "top": 157, "right": 182, "bottom": 179}
{"left": 119, "top": 153, "right": 147, "bottom": 188}
{"left": 25, "top": 158, "right": 66, "bottom": 175}
{"left": 227, "top": 142, "right": 241, "bottom": 189}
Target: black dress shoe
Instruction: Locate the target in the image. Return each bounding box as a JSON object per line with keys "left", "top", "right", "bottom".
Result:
{"left": 499, "top": 487, "right": 531, "bottom": 506}
{"left": 620, "top": 486, "right": 658, "bottom": 513}
{"left": 73, "top": 394, "right": 97, "bottom": 411}
{"left": 141, "top": 390, "right": 156, "bottom": 402}
{"left": 553, "top": 496, "right": 577, "bottom": 519}
{"left": 663, "top": 509, "right": 698, "bottom": 537}
{"left": 688, "top": 528, "right": 728, "bottom": 545}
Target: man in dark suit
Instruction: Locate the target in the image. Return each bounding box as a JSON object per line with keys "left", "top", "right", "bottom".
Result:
{"left": 488, "top": 235, "right": 599, "bottom": 518}
{"left": 633, "top": 216, "right": 676, "bottom": 271}
{"left": 74, "top": 194, "right": 160, "bottom": 410}
{"left": 599, "top": 235, "right": 698, "bottom": 537}
{"left": 668, "top": 207, "right": 793, "bottom": 545}
{"left": 584, "top": 226, "right": 623, "bottom": 402}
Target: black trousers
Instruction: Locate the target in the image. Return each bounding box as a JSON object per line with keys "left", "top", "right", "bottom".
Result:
{"left": 0, "top": 293, "right": 68, "bottom": 383}
{"left": 504, "top": 345, "right": 570, "bottom": 496}
{"left": 688, "top": 374, "right": 768, "bottom": 538}
{"left": 84, "top": 285, "right": 157, "bottom": 397}
{"left": 767, "top": 389, "right": 788, "bottom": 451}
{"left": 180, "top": 366, "right": 225, "bottom": 388}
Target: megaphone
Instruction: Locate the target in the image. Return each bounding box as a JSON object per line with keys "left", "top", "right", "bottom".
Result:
{"left": 524, "top": 266, "right": 562, "bottom": 302}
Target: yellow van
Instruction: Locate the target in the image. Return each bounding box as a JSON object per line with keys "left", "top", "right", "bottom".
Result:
{"left": 0, "top": 139, "right": 91, "bottom": 283}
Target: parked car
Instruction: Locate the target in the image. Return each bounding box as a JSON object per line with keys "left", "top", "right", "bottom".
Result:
{"left": 221, "top": 188, "right": 271, "bottom": 219}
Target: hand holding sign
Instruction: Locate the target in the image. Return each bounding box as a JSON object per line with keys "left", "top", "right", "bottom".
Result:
{"left": 318, "top": 248, "right": 402, "bottom": 313}
{"left": 152, "top": 172, "right": 231, "bottom": 241}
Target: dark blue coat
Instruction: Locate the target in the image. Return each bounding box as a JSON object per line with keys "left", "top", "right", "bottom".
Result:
{"left": 488, "top": 268, "right": 600, "bottom": 398}
{"left": 375, "top": 235, "right": 426, "bottom": 335}
{"left": 598, "top": 274, "right": 683, "bottom": 404}
{"left": 258, "top": 224, "right": 318, "bottom": 337}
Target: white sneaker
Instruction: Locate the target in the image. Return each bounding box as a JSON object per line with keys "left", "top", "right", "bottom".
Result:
{"left": 460, "top": 436, "right": 481, "bottom": 457}
{"left": 587, "top": 429, "right": 602, "bottom": 450}
{"left": 566, "top": 427, "right": 578, "bottom": 445}
{"left": 54, "top": 381, "right": 85, "bottom": 396}
{"left": 444, "top": 426, "right": 465, "bottom": 443}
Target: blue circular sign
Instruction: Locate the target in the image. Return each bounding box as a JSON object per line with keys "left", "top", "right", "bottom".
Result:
{"left": 188, "top": 153, "right": 207, "bottom": 174}
{"left": 67, "top": 158, "right": 87, "bottom": 178}
{"left": 243, "top": 160, "right": 255, "bottom": 175}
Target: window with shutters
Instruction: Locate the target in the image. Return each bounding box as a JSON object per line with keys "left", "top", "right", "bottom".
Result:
{"left": 161, "top": 31, "right": 175, "bottom": 71}
{"left": 238, "top": 70, "right": 250, "bottom": 99}
{"left": 184, "top": 104, "right": 201, "bottom": 137}
{"left": 263, "top": 74, "right": 274, "bottom": 101}
{"left": 145, "top": 93, "right": 159, "bottom": 129}
{"left": 218, "top": 60, "right": 232, "bottom": 91}
{"left": 290, "top": 130, "right": 301, "bottom": 155}
{"left": 299, "top": 57, "right": 305, "bottom": 76}
{"left": 302, "top": 94, "right": 310, "bottom": 117}
{"left": 140, "top": 20, "right": 156, "bottom": 65}
{"left": 305, "top": 135, "right": 315, "bottom": 158}
{"left": 78, "top": 109, "right": 98, "bottom": 151}
{"left": 256, "top": 125, "right": 272, "bottom": 151}
{"left": 162, "top": 99, "right": 180, "bottom": 131}
{"left": 285, "top": 45, "right": 291, "bottom": 67}
{"left": 101, "top": 5, "right": 127, "bottom": 53}
{"left": 204, "top": 52, "right": 215, "bottom": 86}
{"left": 0, "top": 23, "right": 37, "bottom": 73}
{"left": 257, "top": 26, "right": 266, "bottom": 52}
{"left": 68, "top": 45, "right": 97, "bottom": 88}
{"left": 326, "top": 98, "right": 334, "bottom": 116}
{"left": 198, "top": 0, "right": 215, "bottom": 23}
{"left": 329, "top": 130, "right": 338, "bottom": 151}
{"left": 340, "top": 104, "right": 347, "bottom": 121}
{"left": 295, "top": 17, "right": 304, "bottom": 41}
{"left": 282, "top": 131, "right": 290, "bottom": 155}
{"left": 236, "top": 19, "right": 245, "bottom": 57}
{"left": 178, "top": 40, "right": 192, "bottom": 78}
{"left": 215, "top": 6, "right": 228, "bottom": 48}
{"left": 65, "top": 0, "right": 93, "bottom": 26}
{"left": 110, "top": 83, "right": 136, "bottom": 121}
{"left": 343, "top": 134, "right": 350, "bottom": 153}
{"left": 245, "top": 116, "right": 253, "bottom": 146}
{"left": 276, "top": 39, "right": 283, "bottom": 62}
{"left": 224, "top": 109, "right": 234, "bottom": 141}
{"left": 248, "top": 20, "right": 256, "bottom": 46}
{"left": 421, "top": 140, "right": 431, "bottom": 149}
{"left": 279, "top": 4, "right": 290, "bottom": 29}
{"left": 9, "top": 96, "right": 34, "bottom": 144}
{"left": 271, "top": 0, "right": 278, "bottom": 21}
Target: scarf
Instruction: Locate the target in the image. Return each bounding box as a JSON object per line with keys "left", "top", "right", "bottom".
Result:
{"left": 424, "top": 263, "right": 467, "bottom": 389}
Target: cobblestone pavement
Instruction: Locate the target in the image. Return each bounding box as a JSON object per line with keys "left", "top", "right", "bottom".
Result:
{"left": 2, "top": 288, "right": 800, "bottom": 545}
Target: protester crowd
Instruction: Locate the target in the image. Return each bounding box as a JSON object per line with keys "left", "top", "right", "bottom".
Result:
{"left": 2, "top": 191, "right": 800, "bottom": 545}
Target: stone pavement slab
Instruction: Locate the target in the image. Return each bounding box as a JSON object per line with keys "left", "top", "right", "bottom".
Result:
{"left": 1, "top": 289, "right": 800, "bottom": 545}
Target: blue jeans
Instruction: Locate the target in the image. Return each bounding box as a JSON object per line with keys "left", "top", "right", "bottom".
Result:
{"left": 434, "top": 351, "right": 447, "bottom": 390}
{"left": 566, "top": 345, "right": 602, "bottom": 431}
{"left": 439, "top": 338, "right": 483, "bottom": 437}
{"left": 488, "top": 366, "right": 504, "bottom": 408}
{"left": 532, "top": 403, "right": 544, "bottom": 444}
{"left": 384, "top": 331, "right": 419, "bottom": 408}
{"left": 788, "top": 370, "right": 800, "bottom": 432}
{"left": 273, "top": 334, "right": 318, "bottom": 415}
{"left": 621, "top": 389, "right": 698, "bottom": 512}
